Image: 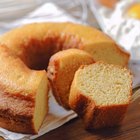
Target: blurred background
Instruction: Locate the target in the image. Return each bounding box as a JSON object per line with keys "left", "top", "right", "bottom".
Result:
{"left": 0, "top": 0, "right": 97, "bottom": 33}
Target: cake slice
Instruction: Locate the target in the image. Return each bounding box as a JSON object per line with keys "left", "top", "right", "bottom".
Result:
{"left": 47, "top": 49, "right": 94, "bottom": 109}
{"left": 69, "top": 62, "right": 132, "bottom": 129}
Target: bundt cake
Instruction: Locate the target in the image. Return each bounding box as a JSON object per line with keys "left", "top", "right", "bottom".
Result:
{"left": 0, "top": 45, "right": 49, "bottom": 134}
{"left": 0, "top": 22, "right": 130, "bottom": 134}
{"left": 47, "top": 49, "right": 94, "bottom": 109}
{"left": 69, "top": 62, "right": 132, "bottom": 129}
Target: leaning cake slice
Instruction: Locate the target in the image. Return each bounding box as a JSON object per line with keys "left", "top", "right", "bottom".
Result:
{"left": 48, "top": 49, "right": 94, "bottom": 109}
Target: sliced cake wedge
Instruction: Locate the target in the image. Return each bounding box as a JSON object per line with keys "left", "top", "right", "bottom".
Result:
{"left": 47, "top": 49, "right": 94, "bottom": 109}
{"left": 69, "top": 62, "right": 132, "bottom": 129}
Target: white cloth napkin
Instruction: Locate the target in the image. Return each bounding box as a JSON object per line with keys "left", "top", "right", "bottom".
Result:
{"left": 0, "top": 2, "right": 81, "bottom": 140}
{"left": 0, "top": 2, "right": 83, "bottom": 34}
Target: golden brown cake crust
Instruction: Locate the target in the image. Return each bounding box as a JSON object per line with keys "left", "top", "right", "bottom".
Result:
{"left": 69, "top": 91, "right": 129, "bottom": 129}
{"left": 0, "top": 92, "right": 36, "bottom": 134}
{"left": 48, "top": 59, "right": 63, "bottom": 106}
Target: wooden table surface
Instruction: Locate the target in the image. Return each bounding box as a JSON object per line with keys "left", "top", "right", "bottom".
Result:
{"left": 35, "top": 97, "right": 140, "bottom": 140}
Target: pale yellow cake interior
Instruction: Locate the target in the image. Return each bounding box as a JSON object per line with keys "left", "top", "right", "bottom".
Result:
{"left": 33, "top": 73, "right": 48, "bottom": 132}
{"left": 83, "top": 42, "right": 127, "bottom": 66}
{"left": 76, "top": 63, "right": 132, "bottom": 106}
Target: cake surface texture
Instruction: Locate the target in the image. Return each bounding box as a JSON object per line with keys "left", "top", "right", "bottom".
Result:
{"left": 69, "top": 62, "right": 132, "bottom": 129}
{"left": 0, "top": 22, "right": 130, "bottom": 134}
